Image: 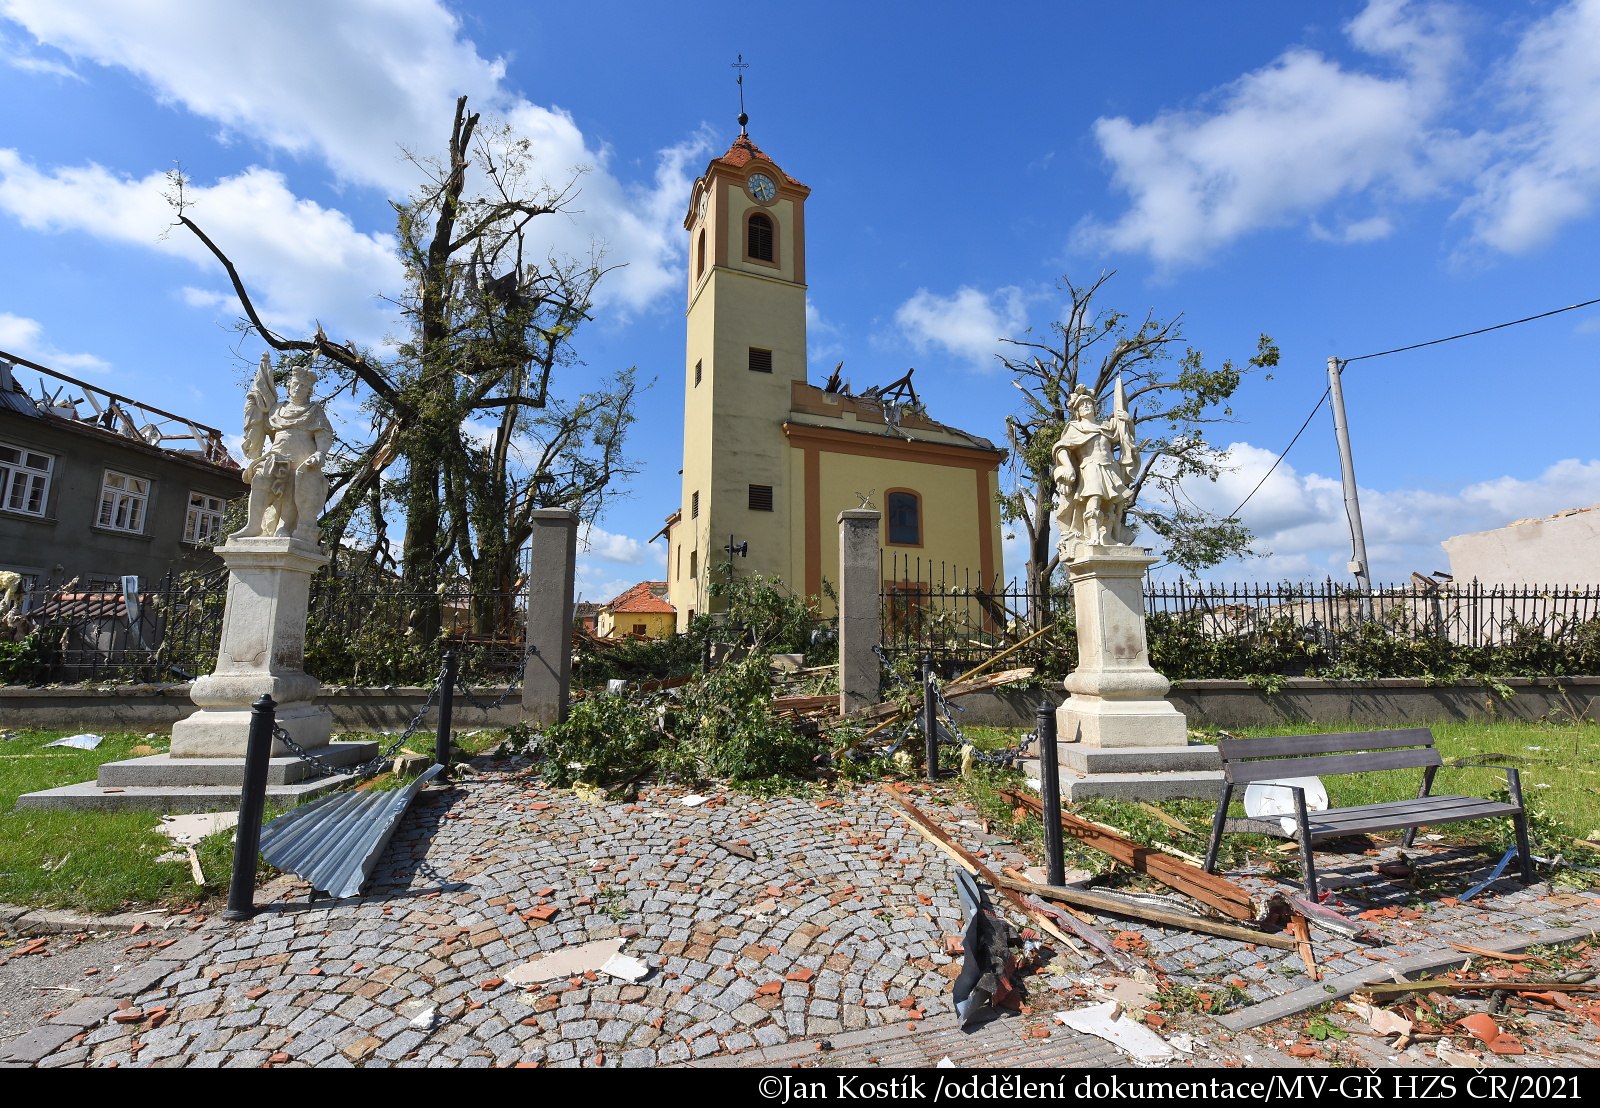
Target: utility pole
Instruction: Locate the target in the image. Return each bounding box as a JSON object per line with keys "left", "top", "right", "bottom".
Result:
{"left": 1326, "top": 356, "right": 1373, "bottom": 620}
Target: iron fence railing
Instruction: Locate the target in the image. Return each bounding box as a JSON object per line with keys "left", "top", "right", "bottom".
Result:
{"left": 879, "top": 564, "right": 1600, "bottom": 676}
{"left": 5, "top": 568, "right": 527, "bottom": 686}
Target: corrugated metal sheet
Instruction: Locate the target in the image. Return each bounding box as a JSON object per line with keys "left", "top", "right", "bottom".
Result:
{"left": 259, "top": 764, "right": 442, "bottom": 899}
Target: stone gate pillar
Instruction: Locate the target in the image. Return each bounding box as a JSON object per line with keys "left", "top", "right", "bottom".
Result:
{"left": 522, "top": 508, "right": 578, "bottom": 726}
{"left": 837, "top": 508, "right": 881, "bottom": 714}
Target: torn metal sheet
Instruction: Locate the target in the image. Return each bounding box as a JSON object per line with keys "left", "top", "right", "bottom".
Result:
{"left": 951, "top": 868, "right": 1020, "bottom": 1030}
{"left": 258, "top": 764, "right": 441, "bottom": 899}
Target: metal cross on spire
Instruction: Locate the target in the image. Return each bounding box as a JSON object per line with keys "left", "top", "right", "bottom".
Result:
{"left": 732, "top": 54, "right": 749, "bottom": 134}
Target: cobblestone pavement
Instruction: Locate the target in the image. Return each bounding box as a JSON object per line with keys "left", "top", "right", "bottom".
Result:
{"left": 3, "top": 759, "right": 1598, "bottom": 1069}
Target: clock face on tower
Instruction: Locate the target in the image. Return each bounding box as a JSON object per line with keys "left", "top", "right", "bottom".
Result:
{"left": 746, "top": 173, "right": 777, "bottom": 203}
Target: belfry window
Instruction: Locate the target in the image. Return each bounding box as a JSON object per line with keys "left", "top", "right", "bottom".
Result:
{"left": 887, "top": 490, "right": 921, "bottom": 546}
{"left": 747, "top": 213, "right": 774, "bottom": 262}
{"left": 697, "top": 229, "right": 706, "bottom": 277}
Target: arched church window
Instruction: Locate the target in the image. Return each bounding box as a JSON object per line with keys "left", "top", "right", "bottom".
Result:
{"left": 747, "top": 213, "right": 774, "bottom": 262}
{"left": 697, "top": 229, "right": 706, "bottom": 277}
{"left": 887, "top": 490, "right": 921, "bottom": 546}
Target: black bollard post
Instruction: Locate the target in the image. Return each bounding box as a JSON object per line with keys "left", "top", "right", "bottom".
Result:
{"left": 435, "top": 650, "right": 458, "bottom": 775}
{"left": 922, "top": 653, "right": 938, "bottom": 782}
{"left": 1037, "top": 702, "right": 1065, "bottom": 886}
{"left": 222, "top": 694, "right": 276, "bottom": 921}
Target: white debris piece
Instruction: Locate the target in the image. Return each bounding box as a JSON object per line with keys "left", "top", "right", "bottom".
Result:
{"left": 679, "top": 794, "right": 708, "bottom": 807}
{"left": 44, "top": 733, "right": 103, "bottom": 750}
{"left": 936, "top": 1057, "right": 956, "bottom": 1068}
{"left": 1345, "top": 1000, "right": 1411, "bottom": 1037}
{"left": 157, "top": 811, "right": 240, "bottom": 845}
{"left": 1055, "top": 1001, "right": 1174, "bottom": 1064}
{"left": 1167, "top": 1034, "right": 1200, "bottom": 1054}
{"left": 504, "top": 939, "right": 625, "bottom": 985}
{"left": 599, "top": 954, "right": 650, "bottom": 982}
{"left": 1097, "top": 978, "right": 1159, "bottom": 1008}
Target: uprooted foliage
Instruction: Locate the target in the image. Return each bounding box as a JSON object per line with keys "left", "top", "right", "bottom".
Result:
{"left": 536, "top": 656, "right": 823, "bottom": 790}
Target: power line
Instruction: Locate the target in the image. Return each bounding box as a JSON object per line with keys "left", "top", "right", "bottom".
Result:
{"left": 1228, "top": 293, "right": 1600, "bottom": 518}
{"left": 1343, "top": 296, "right": 1600, "bottom": 363}
{"left": 1227, "top": 387, "right": 1328, "bottom": 518}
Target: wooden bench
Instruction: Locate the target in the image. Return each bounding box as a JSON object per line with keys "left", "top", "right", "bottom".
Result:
{"left": 1200, "top": 727, "right": 1534, "bottom": 898}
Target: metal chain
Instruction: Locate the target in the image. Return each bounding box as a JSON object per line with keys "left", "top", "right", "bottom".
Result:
{"left": 273, "top": 656, "right": 449, "bottom": 778}
{"left": 452, "top": 648, "right": 530, "bottom": 712}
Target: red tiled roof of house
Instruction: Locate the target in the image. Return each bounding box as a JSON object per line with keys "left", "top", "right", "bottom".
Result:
{"left": 711, "top": 135, "right": 805, "bottom": 186}
{"left": 605, "top": 581, "right": 675, "bottom": 614}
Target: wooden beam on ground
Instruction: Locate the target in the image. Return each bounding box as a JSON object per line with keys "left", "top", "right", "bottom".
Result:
{"left": 996, "top": 789, "right": 1256, "bottom": 921}
{"left": 994, "top": 874, "right": 1298, "bottom": 950}
{"left": 950, "top": 624, "right": 1055, "bottom": 686}
{"left": 879, "top": 785, "right": 1087, "bottom": 962}
{"left": 1290, "top": 913, "right": 1321, "bottom": 980}
{"left": 1362, "top": 980, "right": 1598, "bottom": 997}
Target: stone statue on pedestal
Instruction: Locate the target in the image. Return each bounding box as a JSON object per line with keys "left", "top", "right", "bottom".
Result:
{"left": 1050, "top": 376, "right": 1189, "bottom": 754}
{"left": 235, "top": 355, "right": 332, "bottom": 544}
{"left": 1052, "top": 377, "right": 1139, "bottom": 562}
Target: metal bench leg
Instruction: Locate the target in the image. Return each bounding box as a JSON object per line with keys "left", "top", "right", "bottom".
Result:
{"left": 1507, "top": 768, "right": 1535, "bottom": 884}
{"left": 1292, "top": 785, "right": 1317, "bottom": 899}
{"left": 1203, "top": 782, "right": 1232, "bottom": 875}
{"left": 1401, "top": 765, "right": 1438, "bottom": 849}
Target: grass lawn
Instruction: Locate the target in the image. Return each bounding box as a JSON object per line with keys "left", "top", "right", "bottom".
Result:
{"left": 0, "top": 727, "right": 268, "bottom": 913}
{"left": 956, "top": 717, "right": 1600, "bottom": 888}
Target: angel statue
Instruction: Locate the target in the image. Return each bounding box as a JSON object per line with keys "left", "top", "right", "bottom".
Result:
{"left": 233, "top": 354, "right": 333, "bottom": 543}
{"left": 1052, "top": 377, "right": 1141, "bottom": 560}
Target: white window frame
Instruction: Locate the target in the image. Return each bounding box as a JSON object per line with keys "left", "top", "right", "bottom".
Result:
{"left": 98, "top": 469, "right": 150, "bottom": 534}
{"left": 184, "top": 491, "right": 228, "bottom": 544}
{"left": 0, "top": 440, "right": 53, "bottom": 517}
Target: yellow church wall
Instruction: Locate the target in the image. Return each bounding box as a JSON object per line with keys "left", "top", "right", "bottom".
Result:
{"left": 722, "top": 181, "right": 800, "bottom": 285}
{"left": 783, "top": 429, "right": 1004, "bottom": 614}
{"left": 597, "top": 609, "right": 676, "bottom": 640}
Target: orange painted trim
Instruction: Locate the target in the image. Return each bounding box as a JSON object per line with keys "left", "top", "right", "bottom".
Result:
{"left": 976, "top": 468, "right": 996, "bottom": 589}
{"left": 781, "top": 421, "right": 1004, "bottom": 470}
{"left": 804, "top": 444, "right": 821, "bottom": 600}
{"left": 882, "top": 487, "right": 924, "bottom": 548}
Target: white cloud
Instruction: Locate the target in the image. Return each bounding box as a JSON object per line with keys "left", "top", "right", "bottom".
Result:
{"left": 1460, "top": 0, "right": 1600, "bottom": 252}
{"left": 0, "top": 152, "right": 402, "bottom": 341}
{"left": 0, "top": 0, "right": 707, "bottom": 313}
{"left": 1076, "top": 0, "right": 1465, "bottom": 267}
{"left": 578, "top": 523, "right": 662, "bottom": 566}
{"left": 0, "top": 311, "right": 108, "bottom": 371}
{"left": 0, "top": 26, "right": 74, "bottom": 77}
{"left": 1177, "top": 440, "right": 1600, "bottom": 582}
{"left": 894, "top": 285, "right": 1027, "bottom": 369}
{"left": 572, "top": 566, "right": 639, "bottom": 608}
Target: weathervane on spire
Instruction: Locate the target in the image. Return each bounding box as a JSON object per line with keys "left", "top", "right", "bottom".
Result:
{"left": 732, "top": 54, "right": 749, "bottom": 134}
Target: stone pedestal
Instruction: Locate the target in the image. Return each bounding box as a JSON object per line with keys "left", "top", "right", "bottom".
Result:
{"left": 1056, "top": 545, "right": 1187, "bottom": 748}
{"left": 170, "top": 535, "right": 334, "bottom": 757}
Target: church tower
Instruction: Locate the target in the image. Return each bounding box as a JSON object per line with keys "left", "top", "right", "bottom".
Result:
{"left": 666, "top": 133, "right": 811, "bottom": 623}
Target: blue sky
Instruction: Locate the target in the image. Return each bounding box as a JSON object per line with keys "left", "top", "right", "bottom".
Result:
{"left": 2, "top": 0, "right": 1598, "bottom": 601}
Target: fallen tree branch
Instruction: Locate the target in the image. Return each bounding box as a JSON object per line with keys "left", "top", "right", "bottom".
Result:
{"left": 1362, "top": 979, "right": 1598, "bottom": 998}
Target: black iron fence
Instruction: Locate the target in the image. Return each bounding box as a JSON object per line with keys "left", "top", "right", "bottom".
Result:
{"left": 880, "top": 562, "right": 1600, "bottom": 680}
{"left": 2, "top": 569, "right": 526, "bottom": 686}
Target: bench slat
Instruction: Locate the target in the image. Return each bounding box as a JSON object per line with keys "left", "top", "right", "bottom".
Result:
{"left": 1216, "top": 728, "right": 1434, "bottom": 760}
{"left": 1224, "top": 745, "right": 1440, "bottom": 784}
{"left": 1303, "top": 797, "right": 1520, "bottom": 839}
{"left": 1312, "top": 794, "right": 1515, "bottom": 825}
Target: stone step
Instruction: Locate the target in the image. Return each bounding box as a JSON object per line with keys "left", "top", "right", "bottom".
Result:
{"left": 1061, "top": 743, "right": 1220, "bottom": 774}
{"left": 96, "top": 742, "right": 381, "bottom": 787}
{"left": 15, "top": 774, "right": 359, "bottom": 812}
{"left": 1022, "top": 759, "right": 1225, "bottom": 802}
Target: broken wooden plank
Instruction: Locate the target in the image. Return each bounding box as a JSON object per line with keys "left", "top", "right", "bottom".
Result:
{"left": 1362, "top": 979, "right": 1598, "bottom": 998}
{"left": 879, "top": 785, "right": 1086, "bottom": 961}
{"left": 950, "top": 624, "right": 1055, "bottom": 685}
{"left": 1447, "top": 942, "right": 1535, "bottom": 962}
{"left": 1020, "top": 892, "right": 1136, "bottom": 971}
{"left": 820, "top": 668, "right": 1037, "bottom": 733}
{"left": 1290, "top": 913, "right": 1321, "bottom": 981}
{"left": 1136, "top": 802, "right": 1200, "bottom": 837}
{"left": 997, "top": 788, "right": 1255, "bottom": 920}
{"left": 994, "top": 873, "right": 1298, "bottom": 950}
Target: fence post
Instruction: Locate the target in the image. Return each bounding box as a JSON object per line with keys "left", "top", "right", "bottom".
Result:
{"left": 435, "top": 649, "right": 458, "bottom": 773}
{"left": 922, "top": 653, "right": 938, "bottom": 781}
{"left": 521, "top": 508, "right": 578, "bottom": 726}
{"left": 222, "top": 694, "right": 275, "bottom": 921}
{"left": 1036, "top": 702, "right": 1064, "bottom": 886}
{"left": 837, "top": 509, "right": 882, "bottom": 715}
